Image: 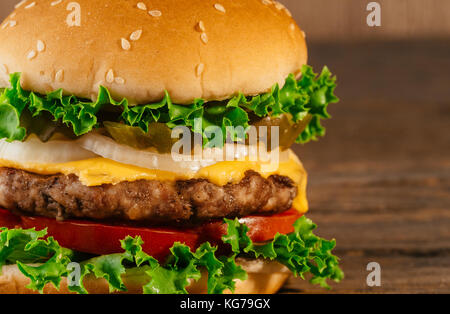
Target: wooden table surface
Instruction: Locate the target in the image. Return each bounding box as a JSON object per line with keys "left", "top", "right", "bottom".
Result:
{"left": 281, "top": 41, "right": 450, "bottom": 293}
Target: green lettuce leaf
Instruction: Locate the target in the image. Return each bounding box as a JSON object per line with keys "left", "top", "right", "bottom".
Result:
{"left": 0, "top": 216, "right": 343, "bottom": 294}
{"left": 223, "top": 216, "right": 344, "bottom": 289}
{"left": 0, "top": 228, "right": 56, "bottom": 267}
{"left": 0, "top": 66, "right": 338, "bottom": 145}
{"left": 194, "top": 242, "right": 247, "bottom": 294}
{"left": 0, "top": 73, "right": 28, "bottom": 141}
{"left": 0, "top": 227, "right": 74, "bottom": 292}
{"left": 124, "top": 238, "right": 246, "bottom": 294}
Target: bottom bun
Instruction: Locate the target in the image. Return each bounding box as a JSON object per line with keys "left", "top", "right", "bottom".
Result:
{"left": 0, "top": 259, "right": 290, "bottom": 294}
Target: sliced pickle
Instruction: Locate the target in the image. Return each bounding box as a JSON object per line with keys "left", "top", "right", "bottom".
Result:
{"left": 104, "top": 114, "right": 311, "bottom": 153}
{"left": 20, "top": 110, "right": 77, "bottom": 142}
{"left": 251, "top": 114, "right": 312, "bottom": 150}
{"left": 103, "top": 121, "right": 177, "bottom": 153}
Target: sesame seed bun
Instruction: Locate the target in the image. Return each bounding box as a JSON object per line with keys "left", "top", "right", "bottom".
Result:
{"left": 0, "top": 259, "right": 290, "bottom": 294}
{"left": 0, "top": 0, "right": 307, "bottom": 104}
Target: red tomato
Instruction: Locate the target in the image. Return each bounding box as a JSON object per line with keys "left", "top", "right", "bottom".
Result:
{"left": 20, "top": 215, "right": 200, "bottom": 261}
{"left": 0, "top": 208, "right": 21, "bottom": 229}
{"left": 200, "top": 209, "right": 302, "bottom": 246}
{"left": 0, "top": 208, "right": 302, "bottom": 260}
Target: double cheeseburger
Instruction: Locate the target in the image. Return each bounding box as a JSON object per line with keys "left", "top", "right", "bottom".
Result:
{"left": 0, "top": 0, "right": 342, "bottom": 294}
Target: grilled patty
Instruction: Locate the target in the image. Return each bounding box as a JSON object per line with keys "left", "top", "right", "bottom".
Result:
{"left": 0, "top": 167, "right": 298, "bottom": 225}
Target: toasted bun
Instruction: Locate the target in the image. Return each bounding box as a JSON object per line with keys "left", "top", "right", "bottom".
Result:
{"left": 0, "top": 0, "right": 306, "bottom": 104}
{"left": 0, "top": 259, "right": 290, "bottom": 294}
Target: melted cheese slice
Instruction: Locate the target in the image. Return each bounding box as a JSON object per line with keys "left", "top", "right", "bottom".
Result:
{"left": 0, "top": 152, "right": 308, "bottom": 213}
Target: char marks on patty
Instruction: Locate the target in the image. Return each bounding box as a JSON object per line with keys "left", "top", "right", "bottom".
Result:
{"left": 0, "top": 167, "right": 297, "bottom": 225}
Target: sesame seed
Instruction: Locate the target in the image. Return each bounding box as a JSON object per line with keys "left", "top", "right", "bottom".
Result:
{"left": 14, "top": 0, "right": 27, "bottom": 9}
{"left": 261, "top": 0, "right": 271, "bottom": 5}
{"left": 9, "top": 20, "right": 17, "bottom": 28}
{"left": 51, "top": 0, "right": 62, "bottom": 6}
{"left": 137, "top": 2, "right": 147, "bottom": 11}
{"left": 148, "top": 10, "right": 162, "bottom": 17}
{"left": 290, "top": 23, "right": 295, "bottom": 31}
{"left": 0, "top": 64, "right": 8, "bottom": 74}
{"left": 130, "top": 29, "right": 142, "bottom": 41}
{"left": 36, "top": 40, "right": 45, "bottom": 52}
{"left": 121, "top": 38, "right": 131, "bottom": 50}
{"left": 200, "top": 32, "right": 208, "bottom": 44}
{"left": 27, "top": 50, "right": 37, "bottom": 60}
{"left": 115, "top": 77, "right": 125, "bottom": 85}
{"left": 214, "top": 3, "right": 226, "bottom": 13}
{"left": 196, "top": 21, "right": 206, "bottom": 32}
{"left": 301, "top": 30, "right": 306, "bottom": 38}
{"left": 55, "top": 69, "right": 64, "bottom": 82}
{"left": 24, "top": 2, "right": 36, "bottom": 9}
{"left": 284, "top": 8, "right": 292, "bottom": 17}
{"left": 106, "top": 69, "right": 114, "bottom": 83}
{"left": 1, "top": 23, "right": 7, "bottom": 30}
{"left": 274, "top": 1, "right": 284, "bottom": 11}
{"left": 196, "top": 63, "right": 205, "bottom": 77}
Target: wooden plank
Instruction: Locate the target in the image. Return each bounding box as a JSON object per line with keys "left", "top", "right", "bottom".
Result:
{"left": 284, "top": 41, "right": 450, "bottom": 293}
{"left": 284, "top": 161, "right": 450, "bottom": 293}
{"left": 281, "top": 0, "right": 450, "bottom": 41}
{"left": 281, "top": 255, "right": 450, "bottom": 294}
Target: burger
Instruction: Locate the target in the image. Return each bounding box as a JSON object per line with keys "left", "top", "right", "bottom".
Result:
{"left": 0, "top": 0, "right": 342, "bottom": 294}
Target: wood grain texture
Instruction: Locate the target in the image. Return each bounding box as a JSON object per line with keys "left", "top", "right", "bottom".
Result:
{"left": 281, "top": 0, "right": 450, "bottom": 42}
{"left": 283, "top": 41, "right": 450, "bottom": 294}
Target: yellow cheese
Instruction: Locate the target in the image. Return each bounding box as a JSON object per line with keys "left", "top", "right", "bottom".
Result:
{"left": 0, "top": 152, "right": 308, "bottom": 213}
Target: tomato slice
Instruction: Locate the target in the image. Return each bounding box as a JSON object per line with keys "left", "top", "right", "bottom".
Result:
{"left": 0, "top": 208, "right": 21, "bottom": 229}
{"left": 200, "top": 209, "right": 302, "bottom": 246}
{"left": 0, "top": 209, "right": 302, "bottom": 261}
{"left": 20, "top": 215, "right": 200, "bottom": 261}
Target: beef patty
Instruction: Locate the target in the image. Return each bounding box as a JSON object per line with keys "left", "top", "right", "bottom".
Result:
{"left": 0, "top": 167, "right": 298, "bottom": 225}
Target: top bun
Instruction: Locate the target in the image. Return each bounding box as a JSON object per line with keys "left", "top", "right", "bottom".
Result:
{"left": 0, "top": 0, "right": 307, "bottom": 104}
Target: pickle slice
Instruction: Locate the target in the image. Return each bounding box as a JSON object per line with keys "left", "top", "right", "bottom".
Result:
{"left": 251, "top": 114, "right": 312, "bottom": 150}
{"left": 103, "top": 121, "right": 177, "bottom": 153}
{"left": 20, "top": 110, "right": 77, "bottom": 142}
{"left": 104, "top": 113, "right": 311, "bottom": 153}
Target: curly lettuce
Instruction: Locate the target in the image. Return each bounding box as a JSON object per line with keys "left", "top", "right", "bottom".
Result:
{"left": 0, "top": 216, "right": 343, "bottom": 294}
{"left": 0, "top": 66, "right": 338, "bottom": 145}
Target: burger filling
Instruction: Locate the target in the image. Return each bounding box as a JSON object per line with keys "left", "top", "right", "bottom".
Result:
{"left": 0, "top": 168, "right": 297, "bottom": 224}
{"left": 0, "top": 66, "right": 343, "bottom": 294}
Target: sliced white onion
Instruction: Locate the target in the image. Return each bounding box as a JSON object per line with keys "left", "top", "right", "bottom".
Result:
{"left": 77, "top": 133, "right": 290, "bottom": 174}
{"left": 77, "top": 133, "right": 214, "bottom": 173}
{"left": 0, "top": 135, "right": 98, "bottom": 164}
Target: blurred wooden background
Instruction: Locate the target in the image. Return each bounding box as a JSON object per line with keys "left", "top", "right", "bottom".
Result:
{"left": 285, "top": 41, "right": 450, "bottom": 293}
{"left": 1, "top": 0, "right": 450, "bottom": 41}
{"left": 282, "top": 0, "right": 450, "bottom": 41}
